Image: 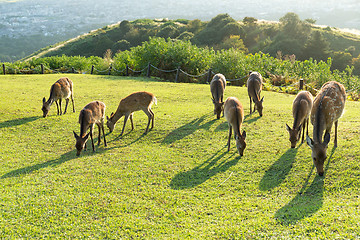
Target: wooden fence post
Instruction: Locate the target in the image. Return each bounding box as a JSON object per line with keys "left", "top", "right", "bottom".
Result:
{"left": 207, "top": 68, "right": 212, "bottom": 83}
{"left": 91, "top": 65, "right": 94, "bottom": 74}
{"left": 2, "top": 64, "right": 5, "bottom": 75}
{"left": 146, "top": 63, "right": 151, "bottom": 78}
{"left": 175, "top": 66, "right": 180, "bottom": 83}
{"left": 41, "top": 64, "right": 44, "bottom": 74}
{"left": 108, "top": 65, "right": 112, "bottom": 75}
{"left": 299, "top": 79, "right": 304, "bottom": 90}
{"left": 126, "top": 64, "right": 129, "bottom": 76}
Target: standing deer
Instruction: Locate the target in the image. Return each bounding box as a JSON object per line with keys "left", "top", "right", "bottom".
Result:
{"left": 247, "top": 71, "right": 264, "bottom": 116}
{"left": 224, "top": 97, "right": 247, "bottom": 156}
{"left": 106, "top": 91, "right": 157, "bottom": 136}
{"left": 73, "top": 101, "right": 107, "bottom": 156}
{"left": 210, "top": 73, "right": 226, "bottom": 119}
{"left": 42, "top": 77, "right": 75, "bottom": 117}
{"left": 286, "top": 91, "right": 313, "bottom": 148}
{"left": 306, "top": 81, "right": 346, "bottom": 176}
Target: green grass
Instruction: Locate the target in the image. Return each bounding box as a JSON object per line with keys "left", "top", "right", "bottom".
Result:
{"left": 0, "top": 74, "right": 359, "bottom": 238}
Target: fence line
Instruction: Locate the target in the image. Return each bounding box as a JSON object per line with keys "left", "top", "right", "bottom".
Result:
{"left": 1, "top": 62, "right": 359, "bottom": 95}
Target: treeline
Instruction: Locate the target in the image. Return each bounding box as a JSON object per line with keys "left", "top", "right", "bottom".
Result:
{"left": 24, "top": 13, "right": 360, "bottom": 75}
{"left": 3, "top": 37, "right": 359, "bottom": 99}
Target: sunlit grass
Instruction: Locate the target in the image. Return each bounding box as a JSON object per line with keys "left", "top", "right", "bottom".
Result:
{"left": 0, "top": 74, "right": 359, "bottom": 238}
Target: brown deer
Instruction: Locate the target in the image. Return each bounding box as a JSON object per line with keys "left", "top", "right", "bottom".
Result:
{"left": 42, "top": 77, "right": 75, "bottom": 117}
{"left": 224, "top": 97, "right": 247, "bottom": 156}
{"left": 210, "top": 73, "right": 226, "bottom": 119}
{"left": 73, "top": 101, "right": 107, "bottom": 156}
{"left": 306, "top": 81, "right": 346, "bottom": 176}
{"left": 286, "top": 91, "right": 313, "bottom": 148}
{"left": 247, "top": 71, "right": 264, "bottom": 116}
{"left": 106, "top": 91, "right": 157, "bottom": 136}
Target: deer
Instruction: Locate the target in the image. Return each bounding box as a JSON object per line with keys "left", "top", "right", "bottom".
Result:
{"left": 247, "top": 71, "right": 264, "bottom": 116}
{"left": 42, "top": 77, "right": 75, "bottom": 117}
{"left": 210, "top": 73, "right": 226, "bottom": 119}
{"left": 224, "top": 97, "right": 247, "bottom": 156}
{"left": 73, "top": 101, "right": 107, "bottom": 156}
{"left": 106, "top": 91, "right": 157, "bottom": 136}
{"left": 306, "top": 81, "right": 346, "bottom": 176}
{"left": 286, "top": 91, "right": 313, "bottom": 148}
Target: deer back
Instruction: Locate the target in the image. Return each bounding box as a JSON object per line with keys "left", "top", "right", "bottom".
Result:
{"left": 224, "top": 97, "right": 246, "bottom": 156}
{"left": 247, "top": 72, "right": 262, "bottom": 101}
{"left": 310, "top": 81, "right": 346, "bottom": 142}
{"left": 210, "top": 73, "right": 226, "bottom": 119}
{"left": 79, "top": 101, "right": 106, "bottom": 137}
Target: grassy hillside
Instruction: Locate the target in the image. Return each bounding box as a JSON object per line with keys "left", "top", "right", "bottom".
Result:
{"left": 0, "top": 75, "right": 359, "bottom": 238}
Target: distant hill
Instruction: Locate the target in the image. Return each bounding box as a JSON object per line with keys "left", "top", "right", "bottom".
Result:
{"left": 23, "top": 13, "right": 360, "bottom": 74}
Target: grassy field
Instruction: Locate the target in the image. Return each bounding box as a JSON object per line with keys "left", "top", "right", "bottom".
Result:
{"left": 0, "top": 74, "right": 359, "bottom": 238}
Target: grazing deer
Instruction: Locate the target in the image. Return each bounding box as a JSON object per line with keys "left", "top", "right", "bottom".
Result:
{"left": 306, "top": 81, "right": 346, "bottom": 176}
{"left": 247, "top": 71, "right": 264, "bottom": 116}
{"left": 224, "top": 97, "right": 247, "bottom": 156}
{"left": 42, "top": 77, "right": 75, "bottom": 117}
{"left": 73, "top": 101, "right": 107, "bottom": 156}
{"left": 106, "top": 91, "right": 157, "bottom": 136}
{"left": 210, "top": 73, "right": 226, "bottom": 119}
{"left": 286, "top": 91, "right": 313, "bottom": 148}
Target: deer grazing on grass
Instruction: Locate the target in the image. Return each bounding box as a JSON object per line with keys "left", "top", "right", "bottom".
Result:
{"left": 42, "top": 77, "right": 75, "bottom": 117}
{"left": 73, "top": 101, "right": 107, "bottom": 156}
{"left": 306, "top": 81, "right": 346, "bottom": 176}
{"left": 286, "top": 91, "right": 313, "bottom": 148}
{"left": 106, "top": 91, "right": 157, "bottom": 136}
{"left": 224, "top": 97, "right": 247, "bottom": 156}
{"left": 247, "top": 71, "right": 264, "bottom": 116}
{"left": 210, "top": 73, "right": 226, "bottom": 119}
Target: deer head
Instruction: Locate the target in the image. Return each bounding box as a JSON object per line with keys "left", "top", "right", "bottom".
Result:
{"left": 306, "top": 133, "right": 330, "bottom": 176}
{"left": 106, "top": 113, "right": 116, "bottom": 132}
{"left": 73, "top": 131, "right": 90, "bottom": 156}
{"left": 255, "top": 96, "right": 264, "bottom": 117}
{"left": 286, "top": 123, "right": 302, "bottom": 148}
{"left": 42, "top": 97, "right": 51, "bottom": 117}
{"left": 235, "top": 130, "right": 247, "bottom": 156}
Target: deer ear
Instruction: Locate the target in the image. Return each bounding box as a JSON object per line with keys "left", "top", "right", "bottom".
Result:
{"left": 260, "top": 96, "right": 264, "bottom": 102}
{"left": 242, "top": 130, "right": 246, "bottom": 139}
{"left": 323, "top": 132, "right": 330, "bottom": 146}
{"left": 73, "top": 131, "right": 79, "bottom": 139}
{"left": 106, "top": 116, "right": 109, "bottom": 121}
{"left": 43, "top": 97, "right": 46, "bottom": 103}
{"left": 306, "top": 135, "right": 314, "bottom": 148}
{"left": 84, "top": 132, "right": 90, "bottom": 141}
{"left": 297, "top": 124, "right": 302, "bottom": 131}
{"left": 286, "top": 124, "right": 291, "bottom": 132}
{"left": 221, "top": 102, "right": 224, "bottom": 106}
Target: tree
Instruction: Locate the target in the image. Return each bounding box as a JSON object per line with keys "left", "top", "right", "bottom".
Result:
{"left": 331, "top": 51, "right": 353, "bottom": 71}
{"left": 216, "top": 35, "right": 248, "bottom": 53}
{"left": 302, "top": 31, "right": 330, "bottom": 61}
{"left": 279, "top": 12, "right": 310, "bottom": 40}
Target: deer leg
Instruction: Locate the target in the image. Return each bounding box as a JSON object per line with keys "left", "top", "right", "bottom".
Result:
{"left": 90, "top": 127, "right": 95, "bottom": 152}
{"left": 306, "top": 118, "right": 309, "bottom": 136}
{"left": 301, "top": 120, "right": 306, "bottom": 143}
{"left": 144, "top": 109, "right": 152, "bottom": 133}
{"left": 58, "top": 99, "right": 62, "bottom": 115}
{"left": 101, "top": 123, "right": 107, "bottom": 147}
{"left": 71, "top": 94, "right": 75, "bottom": 112}
{"left": 227, "top": 125, "right": 232, "bottom": 152}
{"left": 97, "top": 123, "right": 101, "bottom": 146}
{"left": 149, "top": 108, "right": 155, "bottom": 129}
{"left": 249, "top": 97, "right": 252, "bottom": 114}
{"left": 64, "top": 98, "right": 69, "bottom": 114}
{"left": 334, "top": 120, "right": 338, "bottom": 147}
{"left": 120, "top": 114, "right": 130, "bottom": 136}
{"left": 55, "top": 101, "right": 60, "bottom": 115}
{"left": 129, "top": 113, "right": 134, "bottom": 130}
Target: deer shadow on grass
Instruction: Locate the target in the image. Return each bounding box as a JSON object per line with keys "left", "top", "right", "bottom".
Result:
{"left": 162, "top": 113, "right": 217, "bottom": 145}
{"left": 274, "top": 147, "right": 336, "bottom": 225}
{"left": 1, "top": 145, "right": 109, "bottom": 179}
{"left": 259, "top": 147, "right": 299, "bottom": 191}
{"left": 0, "top": 116, "right": 40, "bottom": 129}
{"left": 170, "top": 148, "right": 239, "bottom": 190}
{"left": 244, "top": 114, "right": 261, "bottom": 124}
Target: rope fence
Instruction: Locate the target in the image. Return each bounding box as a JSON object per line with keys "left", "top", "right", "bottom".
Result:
{"left": 1, "top": 62, "right": 359, "bottom": 97}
